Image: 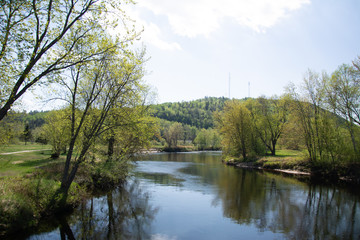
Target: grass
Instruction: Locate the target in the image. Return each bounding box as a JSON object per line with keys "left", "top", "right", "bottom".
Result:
{"left": 223, "top": 149, "right": 310, "bottom": 173}
{"left": 256, "top": 149, "right": 309, "bottom": 171}
{"left": 0, "top": 144, "right": 85, "bottom": 237}
{"left": 0, "top": 149, "right": 64, "bottom": 177}
{"left": 0, "top": 143, "right": 51, "bottom": 154}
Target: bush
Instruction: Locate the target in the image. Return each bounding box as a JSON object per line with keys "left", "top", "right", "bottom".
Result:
{"left": 91, "top": 161, "right": 130, "bottom": 191}
{"left": 0, "top": 176, "right": 85, "bottom": 237}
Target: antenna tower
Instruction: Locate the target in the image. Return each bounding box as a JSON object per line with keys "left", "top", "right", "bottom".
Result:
{"left": 228, "top": 73, "right": 231, "bottom": 99}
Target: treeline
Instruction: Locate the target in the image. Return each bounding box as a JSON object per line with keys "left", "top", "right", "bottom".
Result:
{"left": 149, "top": 97, "right": 227, "bottom": 151}
{"left": 216, "top": 56, "right": 360, "bottom": 176}
{"left": 154, "top": 119, "right": 221, "bottom": 151}
{"left": 151, "top": 96, "right": 228, "bottom": 129}
{"left": 1, "top": 96, "right": 228, "bottom": 152}
{"left": 0, "top": 111, "right": 49, "bottom": 145}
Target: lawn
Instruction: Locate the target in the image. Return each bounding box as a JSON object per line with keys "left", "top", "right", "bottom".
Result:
{"left": 0, "top": 143, "right": 51, "bottom": 154}
{"left": 257, "top": 149, "right": 309, "bottom": 171}
{"left": 0, "top": 148, "right": 64, "bottom": 177}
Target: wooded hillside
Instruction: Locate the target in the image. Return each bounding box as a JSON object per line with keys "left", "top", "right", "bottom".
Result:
{"left": 151, "top": 96, "right": 229, "bottom": 128}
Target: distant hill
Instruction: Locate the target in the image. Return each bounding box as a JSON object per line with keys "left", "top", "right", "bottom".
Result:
{"left": 151, "top": 97, "right": 230, "bottom": 129}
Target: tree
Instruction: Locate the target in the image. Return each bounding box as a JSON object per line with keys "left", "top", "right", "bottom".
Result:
{"left": 163, "top": 122, "right": 184, "bottom": 148}
{"left": 194, "top": 128, "right": 221, "bottom": 150}
{"left": 42, "top": 109, "right": 70, "bottom": 158}
{"left": 0, "top": 0, "right": 139, "bottom": 121}
{"left": 215, "top": 100, "right": 254, "bottom": 160}
{"left": 287, "top": 70, "right": 343, "bottom": 165}
{"left": 246, "top": 96, "right": 289, "bottom": 155}
{"left": 327, "top": 63, "right": 360, "bottom": 155}
{"left": 104, "top": 106, "right": 158, "bottom": 162}
{"left": 57, "top": 45, "right": 147, "bottom": 196}
{"left": 194, "top": 128, "right": 208, "bottom": 150}
{"left": 22, "top": 123, "right": 32, "bottom": 145}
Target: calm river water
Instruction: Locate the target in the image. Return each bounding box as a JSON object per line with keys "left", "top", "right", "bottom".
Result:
{"left": 27, "top": 152, "right": 359, "bottom": 240}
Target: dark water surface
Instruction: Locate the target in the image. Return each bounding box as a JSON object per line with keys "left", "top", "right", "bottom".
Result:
{"left": 28, "top": 152, "right": 360, "bottom": 239}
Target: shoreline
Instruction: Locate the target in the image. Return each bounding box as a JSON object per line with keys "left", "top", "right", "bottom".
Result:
{"left": 224, "top": 160, "right": 360, "bottom": 185}
{"left": 225, "top": 160, "right": 310, "bottom": 175}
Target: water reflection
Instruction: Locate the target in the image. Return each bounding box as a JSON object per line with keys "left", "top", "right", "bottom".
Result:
{"left": 28, "top": 180, "right": 158, "bottom": 240}
{"left": 75, "top": 179, "right": 159, "bottom": 240}
{"left": 134, "top": 172, "right": 185, "bottom": 187}
{"left": 192, "top": 162, "right": 360, "bottom": 239}
{"left": 145, "top": 152, "right": 360, "bottom": 239}
{"left": 28, "top": 152, "right": 360, "bottom": 240}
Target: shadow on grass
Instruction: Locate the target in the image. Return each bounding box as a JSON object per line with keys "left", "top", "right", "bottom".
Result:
{"left": 18, "top": 157, "right": 63, "bottom": 168}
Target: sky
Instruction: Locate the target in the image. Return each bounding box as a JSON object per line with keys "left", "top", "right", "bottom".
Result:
{"left": 126, "top": 0, "right": 360, "bottom": 103}
{"left": 20, "top": 0, "right": 360, "bottom": 110}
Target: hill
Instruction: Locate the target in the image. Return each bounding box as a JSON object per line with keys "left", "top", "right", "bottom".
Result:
{"left": 151, "top": 97, "right": 229, "bottom": 129}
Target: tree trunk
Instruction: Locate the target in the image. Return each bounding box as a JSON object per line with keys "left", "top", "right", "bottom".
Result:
{"left": 107, "top": 134, "right": 115, "bottom": 162}
{"left": 0, "top": 101, "right": 12, "bottom": 122}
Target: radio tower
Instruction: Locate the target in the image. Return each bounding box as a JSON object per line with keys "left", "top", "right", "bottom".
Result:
{"left": 228, "top": 73, "right": 231, "bottom": 99}
{"left": 248, "top": 82, "right": 250, "bottom": 98}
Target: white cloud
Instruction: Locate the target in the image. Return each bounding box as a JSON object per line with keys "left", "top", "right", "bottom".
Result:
{"left": 124, "top": 4, "right": 182, "bottom": 51}
{"left": 142, "top": 22, "right": 182, "bottom": 51}
{"left": 137, "top": 0, "right": 311, "bottom": 37}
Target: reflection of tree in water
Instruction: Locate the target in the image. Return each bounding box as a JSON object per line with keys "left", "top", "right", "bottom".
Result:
{"left": 60, "top": 179, "right": 158, "bottom": 240}
{"left": 215, "top": 169, "right": 360, "bottom": 239}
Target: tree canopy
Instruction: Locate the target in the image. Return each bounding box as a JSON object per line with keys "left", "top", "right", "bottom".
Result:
{"left": 0, "top": 0, "right": 139, "bottom": 121}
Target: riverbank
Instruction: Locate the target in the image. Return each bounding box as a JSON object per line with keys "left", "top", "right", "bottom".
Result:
{"left": 0, "top": 149, "right": 130, "bottom": 238}
{"left": 223, "top": 154, "right": 360, "bottom": 185}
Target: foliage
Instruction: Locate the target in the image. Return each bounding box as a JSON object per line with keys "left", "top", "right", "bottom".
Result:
{"left": 21, "top": 123, "right": 33, "bottom": 145}
{"left": 194, "top": 128, "right": 221, "bottom": 150}
{"left": 245, "top": 96, "right": 289, "bottom": 155}
{"left": 0, "top": 176, "right": 85, "bottom": 236}
{"left": 0, "top": 0, "right": 140, "bottom": 121}
{"left": 42, "top": 109, "right": 70, "bottom": 158}
{"left": 286, "top": 68, "right": 359, "bottom": 167}
{"left": 215, "top": 99, "right": 262, "bottom": 160}
{"left": 151, "top": 97, "right": 228, "bottom": 129}
{"left": 0, "top": 111, "right": 24, "bottom": 144}
{"left": 163, "top": 122, "right": 184, "bottom": 148}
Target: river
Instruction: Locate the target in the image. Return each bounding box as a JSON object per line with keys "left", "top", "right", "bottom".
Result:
{"left": 27, "top": 152, "right": 359, "bottom": 240}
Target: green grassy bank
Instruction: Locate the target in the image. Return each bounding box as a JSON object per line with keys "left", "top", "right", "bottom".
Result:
{"left": 223, "top": 149, "right": 360, "bottom": 184}
{"left": 0, "top": 143, "right": 129, "bottom": 237}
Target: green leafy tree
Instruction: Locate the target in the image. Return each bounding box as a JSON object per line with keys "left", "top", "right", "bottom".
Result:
{"left": 163, "top": 122, "right": 184, "bottom": 148}
{"left": 0, "top": 111, "right": 23, "bottom": 145}
{"left": 194, "top": 128, "right": 221, "bottom": 150}
{"left": 246, "top": 96, "right": 289, "bottom": 155}
{"left": 42, "top": 109, "right": 70, "bottom": 158}
{"left": 22, "top": 123, "right": 32, "bottom": 145}
{"left": 287, "top": 70, "right": 345, "bottom": 165}
{"left": 327, "top": 63, "right": 360, "bottom": 156}
{"left": 104, "top": 106, "right": 158, "bottom": 162}
{"left": 56, "top": 44, "right": 147, "bottom": 196}
{"left": 0, "top": 0, "right": 139, "bottom": 121}
{"left": 215, "top": 100, "right": 254, "bottom": 160}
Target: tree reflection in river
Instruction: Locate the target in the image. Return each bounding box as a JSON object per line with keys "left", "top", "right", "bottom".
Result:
{"left": 27, "top": 152, "right": 360, "bottom": 240}
{"left": 214, "top": 168, "right": 360, "bottom": 240}
{"left": 141, "top": 152, "right": 360, "bottom": 240}
{"left": 60, "top": 179, "right": 158, "bottom": 240}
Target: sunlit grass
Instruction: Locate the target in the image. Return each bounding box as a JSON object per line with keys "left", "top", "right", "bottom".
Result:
{"left": 257, "top": 149, "right": 309, "bottom": 171}
{"left": 0, "top": 143, "right": 51, "bottom": 154}
{"left": 0, "top": 150, "right": 64, "bottom": 177}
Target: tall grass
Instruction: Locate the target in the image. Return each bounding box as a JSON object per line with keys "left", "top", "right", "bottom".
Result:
{"left": 0, "top": 176, "right": 85, "bottom": 236}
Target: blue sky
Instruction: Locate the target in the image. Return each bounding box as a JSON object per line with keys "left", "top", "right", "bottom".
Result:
{"left": 127, "top": 0, "right": 360, "bottom": 103}
{"left": 20, "top": 0, "right": 360, "bottom": 110}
